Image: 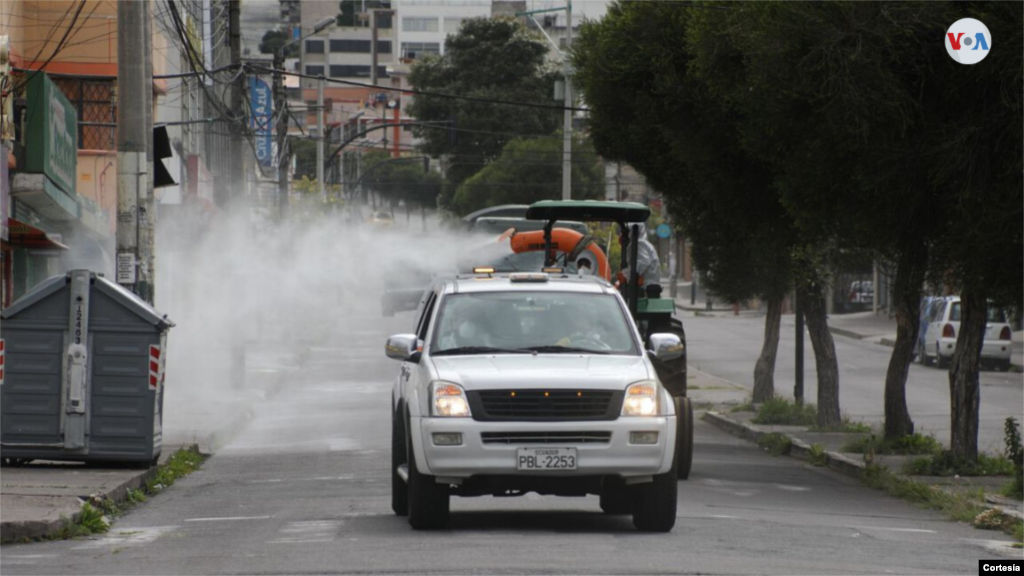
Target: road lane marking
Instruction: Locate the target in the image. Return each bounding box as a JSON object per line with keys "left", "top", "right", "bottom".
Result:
{"left": 71, "top": 526, "right": 178, "bottom": 549}
{"left": 774, "top": 484, "right": 811, "bottom": 492}
{"left": 184, "top": 515, "right": 272, "bottom": 522}
{"left": 267, "top": 520, "right": 341, "bottom": 544}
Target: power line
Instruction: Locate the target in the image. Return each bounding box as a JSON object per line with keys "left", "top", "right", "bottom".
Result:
{"left": 248, "top": 63, "right": 587, "bottom": 113}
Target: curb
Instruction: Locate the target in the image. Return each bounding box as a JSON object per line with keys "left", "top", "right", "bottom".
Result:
{"left": 828, "top": 326, "right": 865, "bottom": 341}
{"left": 703, "top": 411, "right": 869, "bottom": 482}
{"left": 0, "top": 445, "right": 196, "bottom": 543}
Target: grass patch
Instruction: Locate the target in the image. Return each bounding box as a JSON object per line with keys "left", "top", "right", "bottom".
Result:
{"left": 730, "top": 399, "right": 755, "bottom": 413}
{"left": 752, "top": 397, "right": 817, "bottom": 426}
{"left": 861, "top": 464, "right": 985, "bottom": 523}
{"left": 1000, "top": 480, "right": 1023, "bottom": 500}
{"left": 905, "top": 451, "right": 1015, "bottom": 477}
{"left": 843, "top": 433, "right": 943, "bottom": 456}
{"left": 50, "top": 502, "right": 109, "bottom": 540}
{"left": 145, "top": 447, "right": 206, "bottom": 494}
{"left": 758, "top": 432, "right": 792, "bottom": 456}
{"left": 815, "top": 419, "right": 873, "bottom": 434}
{"left": 808, "top": 444, "right": 828, "bottom": 466}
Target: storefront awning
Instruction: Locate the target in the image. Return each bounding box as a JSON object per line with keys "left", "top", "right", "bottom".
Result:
{"left": 5, "top": 219, "right": 70, "bottom": 250}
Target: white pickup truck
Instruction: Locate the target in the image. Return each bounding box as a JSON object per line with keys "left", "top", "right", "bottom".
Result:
{"left": 385, "top": 271, "right": 685, "bottom": 531}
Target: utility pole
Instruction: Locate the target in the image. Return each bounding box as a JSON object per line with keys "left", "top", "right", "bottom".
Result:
{"left": 274, "top": 54, "right": 288, "bottom": 219}
{"left": 317, "top": 75, "right": 325, "bottom": 201}
{"left": 561, "top": 1, "right": 572, "bottom": 200}
{"left": 116, "top": 0, "right": 154, "bottom": 303}
{"left": 370, "top": 9, "right": 394, "bottom": 88}
{"left": 229, "top": 0, "right": 244, "bottom": 203}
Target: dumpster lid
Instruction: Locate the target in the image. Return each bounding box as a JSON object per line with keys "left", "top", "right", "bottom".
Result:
{"left": 2, "top": 271, "right": 175, "bottom": 329}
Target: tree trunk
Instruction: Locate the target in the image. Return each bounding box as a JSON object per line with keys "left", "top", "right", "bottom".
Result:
{"left": 800, "top": 282, "right": 841, "bottom": 428}
{"left": 883, "top": 246, "right": 925, "bottom": 440}
{"left": 949, "top": 288, "right": 985, "bottom": 463}
{"left": 752, "top": 295, "right": 783, "bottom": 402}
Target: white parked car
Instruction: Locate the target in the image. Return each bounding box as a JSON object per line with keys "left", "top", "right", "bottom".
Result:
{"left": 919, "top": 296, "right": 1013, "bottom": 371}
{"left": 385, "top": 271, "right": 683, "bottom": 531}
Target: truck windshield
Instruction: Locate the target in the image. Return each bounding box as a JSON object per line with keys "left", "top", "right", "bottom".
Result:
{"left": 431, "top": 291, "right": 638, "bottom": 356}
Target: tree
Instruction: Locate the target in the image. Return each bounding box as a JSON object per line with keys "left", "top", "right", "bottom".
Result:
{"left": 259, "top": 28, "right": 297, "bottom": 58}
{"left": 362, "top": 153, "right": 444, "bottom": 227}
{"left": 338, "top": 0, "right": 389, "bottom": 27}
{"left": 406, "top": 17, "right": 561, "bottom": 206}
{"left": 450, "top": 134, "right": 604, "bottom": 215}
{"left": 573, "top": 2, "right": 796, "bottom": 405}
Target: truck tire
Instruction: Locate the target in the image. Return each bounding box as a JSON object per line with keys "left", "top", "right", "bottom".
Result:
{"left": 676, "top": 397, "right": 694, "bottom": 480}
{"left": 407, "top": 421, "right": 450, "bottom": 530}
{"left": 391, "top": 399, "right": 408, "bottom": 516}
{"left": 936, "top": 344, "right": 949, "bottom": 369}
{"left": 632, "top": 457, "right": 678, "bottom": 532}
{"left": 599, "top": 488, "right": 632, "bottom": 514}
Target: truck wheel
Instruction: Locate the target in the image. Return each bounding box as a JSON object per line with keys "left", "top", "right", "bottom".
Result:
{"left": 936, "top": 344, "right": 949, "bottom": 369}
{"left": 599, "top": 488, "right": 632, "bottom": 514}
{"left": 676, "top": 397, "right": 694, "bottom": 480}
{"left": 407, "top": 423, "right": 450, "bottom": 530}
{"left": 632, "top": 459, "right": 678, "bottom": 532}
{"left": 391, "top": 400, "right": 408, "bottom": 516}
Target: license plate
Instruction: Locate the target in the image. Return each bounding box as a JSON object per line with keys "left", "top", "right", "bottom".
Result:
{"left": 516, "top": 448, "right": 577, "bottom": 471}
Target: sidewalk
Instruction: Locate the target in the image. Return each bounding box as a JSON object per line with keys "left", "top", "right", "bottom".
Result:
{"left": 827, "top": 311, "right": 1024, "bottom": 369}
{"left": 0, "top": 342, "right": 306, "bottom": 543}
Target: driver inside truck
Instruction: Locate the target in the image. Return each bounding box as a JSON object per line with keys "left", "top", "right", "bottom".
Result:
{"left": 555, "top": 308, "right": 603, "bottom": 348}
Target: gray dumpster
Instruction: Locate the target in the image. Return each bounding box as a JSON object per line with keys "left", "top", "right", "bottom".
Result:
{"left": 1, "top": 270, "right": 174, "bottom": 466}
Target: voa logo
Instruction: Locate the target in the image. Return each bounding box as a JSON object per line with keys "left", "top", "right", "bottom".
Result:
{"left": 946, "top": 18, "right": 991, "bottom": 65}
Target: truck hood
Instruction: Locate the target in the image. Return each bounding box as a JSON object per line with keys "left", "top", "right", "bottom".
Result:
{"left": 428, "top": 355, "right": 651, "bottom": 391}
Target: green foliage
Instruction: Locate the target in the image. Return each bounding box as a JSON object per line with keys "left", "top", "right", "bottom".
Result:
{"left": 757, "top": 433, "right": 792, "bottom": 456}
{"left": 861, "top": 464, "right": 985, "bottom": 524}
{"left": 450, "top": 134, "right": 604, "bottom": 215}
{"left": 145, "top": 447, "right": 206, "bottom": 494}
{"left": 808, "top": 444, "right": 827, "bottom": 467}
{"left": 843, "top": 433, "right": 943, "bottom": 456}
{"left": 53, "top": 503, "right": 109, "bottom": 539}
{"left": 361, "top": 152, "right": 442, "bottom": 211}
{"left": 407, "top": 17, "right": 561, "bottom": 198}
{"left": 751, "top": 397, "right": 817, "bottom": 426}
{"left": 905, "top": 452, "right": 1015, "bottom": 477}
{"left": 258, "top": 28, "right": 298, "bottom": 57}
{"left": 1005, "top": 417, "right": 1024, "bottom": 497}
{"left": 729, "top": 399, "right": 755, "bottom": 413}
{"left": 338, "top": 0, "right": 389, "bottom": 27}
{"left": 972, "top": 508, "right": 1017, "bottom": 532}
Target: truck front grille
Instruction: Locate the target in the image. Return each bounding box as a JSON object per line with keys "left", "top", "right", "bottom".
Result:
{"left": 481, "top": 431, "right": 612, "bottom": 444}
{"left": 467, "top": 389, "right": 622, "bottom": 421}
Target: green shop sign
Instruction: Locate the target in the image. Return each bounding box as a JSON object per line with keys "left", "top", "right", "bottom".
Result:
{"left": 24, "top": 73, "right": 77, "bottom": 196}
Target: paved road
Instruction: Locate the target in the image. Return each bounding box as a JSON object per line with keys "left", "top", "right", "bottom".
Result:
{"left": 2, "top": 305, "right": 1014, "bottom": 575}
{"left": 682, "top": 312, "right": 1024, "bottom": 453}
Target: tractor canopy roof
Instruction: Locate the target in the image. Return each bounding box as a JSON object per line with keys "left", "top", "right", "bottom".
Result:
{"left": 525, "top": 200, "right": 651, "bottom": 224}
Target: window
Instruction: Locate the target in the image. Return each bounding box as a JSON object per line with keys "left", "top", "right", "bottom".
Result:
{"left": 444, "top": 17, "right": 463, "bottom": 33}
{"left": 305, "top": 65, "right": 325, "bottom": 76}
{"left": 401, "top": 42, "right": 440, "bottom": 59}
{"left": 329, "top": 65, "right": 388, "bottom": 79}
{"left": 52, "top": 77, "right": 116, "bottom": 150}
{"left": 403, "top": 17, "right": 438, "bottom": 32}
{"left": 430, "top": 292, "right": 639, "bottom": 355}
{"left": 331, "top": 39, "right": 370, "bottom": 53}
{"left": 305, "top": 39, "right": 324, "bottom": 54}
{"left": 328, "top": 39, "right": 391, "bottom": 54}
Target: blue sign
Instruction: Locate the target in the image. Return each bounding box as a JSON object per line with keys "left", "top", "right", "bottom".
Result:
{"left": 249, "top": 76, "right": 273, "bottom": 167}
{"left": 656, "top": 223, "right": 672, "bottom": 239}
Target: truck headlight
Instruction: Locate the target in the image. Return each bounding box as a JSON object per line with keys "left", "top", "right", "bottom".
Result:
{"left": 622, "top": 381, "right": 659, "bottom": 417}
{"left": 431, "top": 381, "right": 471, "bottom": 418}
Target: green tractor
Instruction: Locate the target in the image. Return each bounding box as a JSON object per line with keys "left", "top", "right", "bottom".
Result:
{"left": 524, "top": 200, "right": 693, "bottom": 479}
